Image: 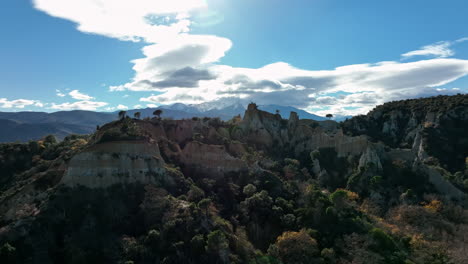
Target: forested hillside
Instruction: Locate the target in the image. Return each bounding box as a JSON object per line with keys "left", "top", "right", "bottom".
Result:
{"left": 0, "top": 95, "right": 467, "bottom": 264}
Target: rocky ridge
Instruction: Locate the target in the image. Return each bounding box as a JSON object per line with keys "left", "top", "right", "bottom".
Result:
{"left": 0, "top": 95, "right": 467, "bottom": 263}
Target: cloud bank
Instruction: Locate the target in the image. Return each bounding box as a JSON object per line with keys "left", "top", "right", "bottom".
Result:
{"left": 32, "top": 0, "right": 468, "bottom": 115}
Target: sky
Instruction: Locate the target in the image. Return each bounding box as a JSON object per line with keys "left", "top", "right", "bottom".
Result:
{"left": 0, "top": 0, "right": 467, "bottom": 116}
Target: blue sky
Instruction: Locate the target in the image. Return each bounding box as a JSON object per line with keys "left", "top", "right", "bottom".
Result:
{"left": 0, "top": 0, "right": 467, "bottom": 116}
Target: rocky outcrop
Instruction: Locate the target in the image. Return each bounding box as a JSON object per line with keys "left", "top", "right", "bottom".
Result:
{"left": 179, "top": 141, "right": 248, "bottom": 178}
{"left": 412, "top": 162, "right": 465, "bottom": 200}
{"left": 238, "top": 103, "right": 287, "bottom": 148}
{"left": 292, "top": 128, "right": 369, "bottom": 157}
{"left": 237, "top": 104, "right": 370, "bottom": 158}
{"left": 342, "top": 94, "right": 468, "bottom": 172}
{"left": 62, "top": 141, "right": 166, "bottom": 188}
{"left": 359, "top": 145, "right": 383, "bottom": 172}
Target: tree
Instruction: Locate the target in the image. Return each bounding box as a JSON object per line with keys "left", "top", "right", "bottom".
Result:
{"left": 190, "top": 234, "right": 206, "bottom": 256}
{"left": 153, "top": 109, "right": 163, "bottom": 119}
{"left": 134, "top": 112, "right": 141, "bottom": 119}
{"left": 206, "top": 230, "right": 229, "bottom": 263}
{"left": 326, "top": 114, "right": 333, "bottom": 119}
{"left": 206, "top": 230, "right": 229, "bottom": 253}
{"left": 243, "top": 184, "right": 257, "bottom": 197}
{"left": 268, "top": 230, "right": 319, "bottom": 264}
{"left": 43, "top": 134, "right": 57, "bottom": 145}
{"left": 0, "top": 242, "right": 17, "bottom": 264}
{"left": 188, "top": 185, "right": 205, "bottom": 202}
{"left": 276, "top": 109, "right": 280, "bottom": 115}
{"left": 118, "top": 110, "right": 127, "bottom": 120}
{"left": 198, "top": 198, "right": 211, "bottom": 218}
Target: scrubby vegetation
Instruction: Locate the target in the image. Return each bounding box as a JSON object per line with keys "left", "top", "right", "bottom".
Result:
{"left": 342, "top": 94, "right": 468, "bottom": 172}
{"left": 2, "top": 147, "right": 466, "bottom": 263}
{"left": 0, "top": 95, "right": 467, "bottom": 264}
{"left": 0, "top": 134, "right": 89, "bottom": 193}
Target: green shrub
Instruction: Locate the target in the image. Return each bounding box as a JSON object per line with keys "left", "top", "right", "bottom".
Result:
{"left": 243, "top": 184, "right": 257, "bottom": 197}
{"left": 369, "top": 228, "right": 397, "bottom": 252}
{"left": 0, "top": 243, "right": 17, "bottom": 264}
{"left": 206, "top": 230, "right": 229, "bottom": 253}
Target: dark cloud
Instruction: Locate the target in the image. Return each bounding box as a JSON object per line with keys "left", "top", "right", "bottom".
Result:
{"left": 241, "top": 89, "right": 313, "bottom": 108}
{"left": 156, "top": 94, "right": 204, "bottom": 102}
{"left": 144, "top": 44, "right": 210, "bottom": 72}
{"left": 314, "top": 96, "right": 338, "bottom": 105}
{"left": 136, "top": 67, "right": 217, "bottom": 88}
{"left": 281, "top": 76, "right": 335, "bottom": 90}
{"left": 223, "top": 74, "right": 283, "bottom": 92}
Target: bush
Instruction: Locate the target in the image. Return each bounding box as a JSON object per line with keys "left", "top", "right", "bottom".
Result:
{"left": 187, "top": 185, "right": 205, "bottom": 202}
{"left": 268, "top": 229, "right": 319, "bottom": 264}
{"left": 206, "top": 230, "right": 229, "bottom": 253}
{"left": 0, "top": 243, "right": 17, "bottom": 264}
{"left": 243, "top": 184, "right": 257, "bottom": 197}
{"left": 369, "top": 228, "right": 397, "bottom": 252}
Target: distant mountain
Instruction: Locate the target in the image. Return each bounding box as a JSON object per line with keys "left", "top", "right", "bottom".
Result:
{"left": 0, "top": 111, "right": 116, "bottom": 142}
{"left": 333, "top": 115, "right": 353, "bottom": 122}
{"left": 257, "top": 104, "right": 327, "bottom": 120}
{"left": 0, "top": 119, "right": 93, "bottom": 142}
{"left": 0, "top": 110, "right": 115, "bottom": 126}
{"left": 0, "top": 103, "right": 327, "bottom": 142}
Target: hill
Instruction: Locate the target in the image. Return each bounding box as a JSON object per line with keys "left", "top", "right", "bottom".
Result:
{"left": 342, "top": 94, "right": 468, "bottom": 173}
{"left": 0, "top": 119, "right": 94, "bottom": 142}
{"left": 0, "top": 95, "right": 467, "bottom": 263}
{"left": 0, "top": 110, "right": 115, "bottom": 126}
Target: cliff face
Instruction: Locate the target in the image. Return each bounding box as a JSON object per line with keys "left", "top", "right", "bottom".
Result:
{"left": 236, "top": 104, "right": 370, "bottom": 158}
{"left": 229, "top": 102, "right": 465, "bottom": 200}
{"left": 179, "top": 141, "right": 248, "bottom": 178}
{"left": 62, "top": 141, "right": 166, "bottom": 188}
{"left": 342, "top": 94, "right": 468, "bottom": 172}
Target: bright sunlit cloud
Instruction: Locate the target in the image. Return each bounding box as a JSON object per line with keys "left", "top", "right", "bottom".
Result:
{"left": 24, "top": 1, "right": 468, "bottom": 115}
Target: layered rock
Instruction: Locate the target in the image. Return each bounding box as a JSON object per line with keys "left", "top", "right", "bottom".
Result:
{"left": 178, "top": 141, "right": 248, "bottom": 178}
{"left": 62, "top": 141, "right": 165, "bottom": 188}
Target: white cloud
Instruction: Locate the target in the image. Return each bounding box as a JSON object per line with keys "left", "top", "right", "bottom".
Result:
{"left": 133, "top": 104, "right": 143, "bottom": 109}
{"left": 116, "top": 104, "right": 128, "bottom": 110}
{"left": 33, "top": 2, "right": 468, "bottom": 116}
{"left": 109, "top": 34, "right": 231, "bottom": 92}
{"left": 50, "top": 100, "right": 107, "bottom": 111}
{"left": 69, "top": 89, "right": 94, "bottom": 100}
{"left": 34, "top": 102, "right": 45, "bottom": 107}
{"left": 0, "top": 98, "right": 44, "bottom": 109}
{"left": 138, "top": 58, "right": 468, "bottom": 112}
{"left": 455, "top": 37, "right": 468, "bottom": 43}
{"left": 33, "top": 0, "right": 207, "bottom": 42}
{"left": 56, "top": 89, "right": 66, "bottom": 97}
{"left": 402, "top": 38, "right": 468, "bottom": 59}
{"left": 104, "top": 106, "right": 116, "bottom": 111}
{"left": 402, "top": 41, "right": 454, "bottom": 58}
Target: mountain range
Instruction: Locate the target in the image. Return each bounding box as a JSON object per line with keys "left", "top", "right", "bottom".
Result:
{"left": 0, "top": 102, "right": 343, "bottom": 142}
